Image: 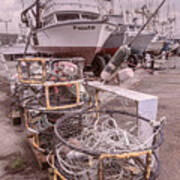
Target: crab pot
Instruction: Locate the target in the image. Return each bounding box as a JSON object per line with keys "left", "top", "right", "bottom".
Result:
{"left": 50, "top": 148, "right": 153, "bottom": 180}
{"left": 51, "top": 106, "right": 164, "bottom": 180}
{"left": 18, "top": 57, "right": 85, "bottom": 85}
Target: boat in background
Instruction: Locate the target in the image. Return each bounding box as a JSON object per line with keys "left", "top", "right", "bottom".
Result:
{"left": 146, "top": 35, "right": 165, "bottom": 55}
{"left": 102, "top": 0, "right": 155, "bottom": 59}
{"left": 126, "top": 25, "right": 155, "bottom": 55}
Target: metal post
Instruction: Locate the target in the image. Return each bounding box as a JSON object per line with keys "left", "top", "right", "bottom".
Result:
{"left": 36, "top": 0, "right": 40, "bottom": 28}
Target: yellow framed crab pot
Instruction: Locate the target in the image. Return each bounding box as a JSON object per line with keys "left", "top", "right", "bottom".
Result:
{"left": 44, "top": 81, "right": 84, "bottom": 111}
{"left": 18, "top": 58, "right": 47, "bottom": 84}
{"left": 50, "top": 150, "right": 152, "bottom": 180}
{"left": 52, "top": 107, "right": 164, "bottom": 180}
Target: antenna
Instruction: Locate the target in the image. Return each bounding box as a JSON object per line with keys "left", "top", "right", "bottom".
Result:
{"left": 20, "top": 0, "right": 25, "bottom": 10}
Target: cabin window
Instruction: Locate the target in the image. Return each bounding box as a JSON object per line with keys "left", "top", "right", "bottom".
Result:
{"left": 57, "top": 14, "right": 80, "bottom": 21}
{"left": 81, "top": 13, "right": 99, "bottom": 20}
{"left": 44, "top": 15, "right": 55, "bottom": 27}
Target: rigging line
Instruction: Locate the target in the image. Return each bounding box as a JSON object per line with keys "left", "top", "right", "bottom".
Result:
{"left": 20, "top": 0, "right": 25, "bottom": 10}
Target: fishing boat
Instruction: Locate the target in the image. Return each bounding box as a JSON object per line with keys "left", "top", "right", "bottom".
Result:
{"left": 21, "top": 0, "right": 117, "bottom": 66}
{"left": 102, "top": 0, "right": 154, "bottom": 58}
{"left": 126, "top": 25, "right": 155, "bottom": 55}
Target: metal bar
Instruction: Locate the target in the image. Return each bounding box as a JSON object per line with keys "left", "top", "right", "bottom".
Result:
{"left": 95, "top": 90, "right": 100, "bottom": 122}
{"left": 146, "top": 152, "right": 152, "bottom": 180}
{"left": 44, "top": 80, "right": 83, "bottom": 87}
{"left": 54, "top": 169, "right": 67, "bottom": 180}
{"left": 45, "top": 81, "right": 83, "bottom": 111}
{"left": 45, "top": 85, "right": 51, "bottom": 109}
{"left": 76, "top": 82, "right": 80, "bottom": 104}
{"left": 18, "top": 58, "right": 47, "bottom": 62}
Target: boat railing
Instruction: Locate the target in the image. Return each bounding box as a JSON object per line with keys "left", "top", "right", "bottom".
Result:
{"left": 21, "top": 1, "right": 37, "bottom": 27}
{"left": 43, "top": 3, "right": 99, "bottom": 18}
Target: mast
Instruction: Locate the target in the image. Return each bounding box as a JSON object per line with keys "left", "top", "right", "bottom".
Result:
{"left": 36, "top": 0, "right": 40, "bottom": 28}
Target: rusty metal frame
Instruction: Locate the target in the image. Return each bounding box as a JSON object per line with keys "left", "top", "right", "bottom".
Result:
{"left": 48, "top": 155, "right": 66, "bottom": 180}
{"left": 53, "top": 168, "right": 66, "bottom": 180}
{"left": 18, "top": 58, "right": 47, "bottom": 84}
{"left": 50, "top": 150, "right": 152, "bottom": 180}
{"left": 99, "top": 150, "right": 152, "bottom": 180}
{"left": 44, "top": 81, "right": 83, "bottom": 111}
{"left": 24, "top": 109, "right": 45, "bottom": 153}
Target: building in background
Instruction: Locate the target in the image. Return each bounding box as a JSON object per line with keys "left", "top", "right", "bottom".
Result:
{"left": 0, "top": 33, "right": 18, "bottom": 46}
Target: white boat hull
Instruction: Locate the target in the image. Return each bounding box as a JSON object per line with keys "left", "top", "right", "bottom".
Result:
{"left": 33, "top": 22, "right": 116, "bottom": 64}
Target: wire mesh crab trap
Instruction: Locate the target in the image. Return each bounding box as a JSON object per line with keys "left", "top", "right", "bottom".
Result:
{"left": 46, "top": 82, "right": 166, "bottom": 180}
{"left": 49, "top": 105, "right": 165, "bottom": 180}
{"left": 16, "top": 57, "right": 90, "bottom": 111}
{"left": 17, "top": 57, "right": 90, "bottom": 156}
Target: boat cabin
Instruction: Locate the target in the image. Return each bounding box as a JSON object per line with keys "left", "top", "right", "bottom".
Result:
{"left": 42, "top": 12, "right": 100, "bottom": 27}
{"left": 42, "top": 0, "right": 101, "bottom": 27}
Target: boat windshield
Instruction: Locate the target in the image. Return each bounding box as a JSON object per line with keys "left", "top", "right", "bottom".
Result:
{"left": 56, "top": 12, "right": 99, "bottom": 23}
{"left": 81, "top": 13, "right": 99, "bottom": 20}
{"left": 43, "top": 12, "right": 100, "bottom": 27}
{"left": 57, "top": 13, "right": 80, "bottom": 22}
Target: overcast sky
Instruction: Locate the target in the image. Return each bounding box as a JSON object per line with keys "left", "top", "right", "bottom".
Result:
{"left": 0, "top": 0, "right": 179, "bottom": 34}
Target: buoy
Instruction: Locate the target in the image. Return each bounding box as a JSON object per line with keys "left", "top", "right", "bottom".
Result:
{"left": 101, "top": 45, "right": 131, "bottom": 82}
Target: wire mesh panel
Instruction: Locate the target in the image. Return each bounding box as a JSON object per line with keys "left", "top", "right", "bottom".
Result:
{"left": 24, "top": 109, "right": 63, "bottom": 153}
{"left": 18, "top": 58, "right": 47, "bottom": 84}
{"left": 44, "top": 81, "right": 85, "bottom": 111}
{"left": 99, "top": 151, "right": 152, "bottom": 180}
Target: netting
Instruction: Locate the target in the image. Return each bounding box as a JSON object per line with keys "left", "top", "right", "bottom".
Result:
{"left": 53, "top": 110, "right": 165, "bottom": 180}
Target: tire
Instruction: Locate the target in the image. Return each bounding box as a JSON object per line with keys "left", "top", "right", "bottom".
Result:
{"left": 103, "top": 54, "right": 112, "bottom": 64}
{"left": 127, "top": 55, "right": 138, "bottom": 69}
{"left": 92, "top": 55, "right": 106, "bottom": 76}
